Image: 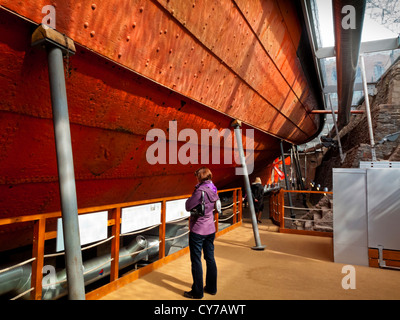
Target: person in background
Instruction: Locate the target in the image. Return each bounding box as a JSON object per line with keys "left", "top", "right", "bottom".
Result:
{"left": 251, "top": 177, "right": 264, "bottom": 223}
{"left": 184, "top": 167, "right": 219, "bottom": 299}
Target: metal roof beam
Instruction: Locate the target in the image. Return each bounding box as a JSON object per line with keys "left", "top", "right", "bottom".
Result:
{"left": 323, "top": 82, "right": 376, "bottom": 94}
{"left": 332, "top": 0, "right": 366, "bottom": 129}
{"left": 316, "top": 36, "right": 400, "bottom": 59}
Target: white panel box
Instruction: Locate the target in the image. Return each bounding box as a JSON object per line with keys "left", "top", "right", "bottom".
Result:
{"left": 333, "top": 168, "right": 369, "bottom": 266}
{"left": 57, "top": 211, "right": 108, "bottom": 252}
{"left": 367, "top": 168, "right": 400, "bottom": 250}
{"left": 121, "top": 203, "right": 161, "bottom": 234}
{"left": 166, "top": 199, "right": 190, "bottom": 222}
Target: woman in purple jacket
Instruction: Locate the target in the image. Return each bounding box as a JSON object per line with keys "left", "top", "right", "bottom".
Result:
{"left": 184, "top": 167, "right": 219, "bottom": 299}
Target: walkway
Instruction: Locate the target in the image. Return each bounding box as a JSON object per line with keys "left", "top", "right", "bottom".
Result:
{"left": 101, "top": 218, "right": 400, "bottom": 300}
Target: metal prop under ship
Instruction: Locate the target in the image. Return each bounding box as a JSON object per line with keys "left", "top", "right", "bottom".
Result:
{"left": 0, "top": 0, "right": 324, "bottom": 279}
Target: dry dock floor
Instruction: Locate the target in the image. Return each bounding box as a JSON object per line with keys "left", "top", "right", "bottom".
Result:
{"left": 101, "top": 219, "right": 400, "bottom": 300}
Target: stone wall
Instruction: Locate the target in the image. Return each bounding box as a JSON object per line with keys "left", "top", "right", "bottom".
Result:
{"left": 313, "top": 59, "right": 400, "bottom": 190}
{"left": 290, "top": 59, "right": 400, "bottom": 232}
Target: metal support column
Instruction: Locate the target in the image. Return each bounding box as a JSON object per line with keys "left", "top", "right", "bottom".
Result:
{"left": 360, "top": 55, "right": 377, "bottom": 161}
{"left": 328, "top": 94, "right": 345, "bottom": 163}
{"left": 292, "top": 145, "right": 305, "bottom": 190}
{"left": 32, "top": 25, "right": 85, "bottom": 300}
{"left": 231, "top": 120, "right": 265, "bottom": 251}
{"left": 280, "top": 140, "right": 294, "bottom": 219}
{"left": 292, "top": 145, "right": 307, "bottom": 207}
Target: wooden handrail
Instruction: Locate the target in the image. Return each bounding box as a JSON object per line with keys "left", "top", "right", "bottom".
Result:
{"left": 0, "top": 187, "right": 243, "bottom": 300}
{"left": 269, "top": 189, "right": 333, "bottom": 238}
{"left": 0, "top": 188, "right": 238, "bottom": 226}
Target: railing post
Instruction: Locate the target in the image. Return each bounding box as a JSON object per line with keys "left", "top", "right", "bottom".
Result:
{"left": 159, "top": 200, "right": 166, "bottom": 260}
{"left": 110, "top": 207, "right": 121, "bottom": 282}
{"left": 233, "top": 190, "right": 237, "bottom": 224}
{"left": 31, "top": 218, "right": 46, "bottom": 300}
{"left": 276, "top": 192, "right": 280, "bottom": 221}
{"left": 214, "top": 203, "right": 219, "bottom": 233}
{"left": 279, "top": 190, "right": 285, "bottom": 230}
{"left": 238, "top": 188, "right": 243, "bottom": 222}
{"left": 269, "top": 193, "right": 274, "bottom": 221}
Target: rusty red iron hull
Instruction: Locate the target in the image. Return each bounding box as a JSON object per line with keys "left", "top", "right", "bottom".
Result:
{"left": 0, "top": 0, "right": 322, "bottom": 226}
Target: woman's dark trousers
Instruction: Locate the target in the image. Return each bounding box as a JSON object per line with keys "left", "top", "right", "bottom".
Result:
{"left": 189, "top": 232, "right": 217, "bottom": 298}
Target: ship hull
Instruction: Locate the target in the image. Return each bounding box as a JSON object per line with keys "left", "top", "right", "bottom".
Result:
{"left": 0, "top": 0, "right": 322, "bottom": 223}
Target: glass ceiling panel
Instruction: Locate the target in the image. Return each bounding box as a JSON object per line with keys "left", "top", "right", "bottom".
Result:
{"left": 311, "top": 0, "right": 400, "bottom": 107}
{"left": 366, "top": 0, "right": 400, "bottom": 35}
{"left": 319, "top": 57, "right": 336, "bottom": 89}
{"left": 355, "top": 49, "right": 400, "bottom": 84}
{"left": 319, "top": 49, "right": 400, "bottom": 101}
{"left": 314, "top": 0, "right": 399, "bottom": 47}
{"left": 313, "top": 0, "right": 335, "bottom": 48}
{"left": 299, "top": 0, "right": 400, "bottom": 150}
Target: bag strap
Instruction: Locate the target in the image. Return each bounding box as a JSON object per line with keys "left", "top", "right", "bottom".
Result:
{"left": 202, "top": 188, "right": 220, "bottom": 204}
{"left": 201, "top": 189, "right": 222, "bottom": 214}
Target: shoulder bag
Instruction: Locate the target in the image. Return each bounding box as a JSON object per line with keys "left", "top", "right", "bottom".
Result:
{"left": 190, "top": 190, "right": 205, "bottom": 217}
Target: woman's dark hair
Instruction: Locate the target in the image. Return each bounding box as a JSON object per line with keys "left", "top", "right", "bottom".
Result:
{"left": 195, "top": 167, "right": 212, "bottom": 182}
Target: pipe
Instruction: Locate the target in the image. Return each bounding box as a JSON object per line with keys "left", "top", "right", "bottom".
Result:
{"left": 0, "top": 224, "right": 186, "bottom": 300}
{"left": 0, "top": 264, "right": 32, "bottom": 297}
{"left": 47, "top": 45, "right": 85, "bottom": 300}
{"left": 280, "top": 140, "right": 295, "bottom": 219}
{"left": 292, "top": 145, "right": 305, "bottom": 190}
{"left": 41, "top": 235, "right": 159, "bottom": 300}
{"left": 328, "top": 94, "right": 345, "bottom": 163}
{"left": 292, "top": 145, "right": 307, "bottom": 207}
{"left": 360, "top": 55, "right": 377, "bottom": 161}
{"left": 231, "top": 120, "right": 265, "bottom": 251}
{"left": 332, "top": 0, "right": 366, "bottom": 129}
{"left": 309, "top": 110, "right": 364, "bottom": 114}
